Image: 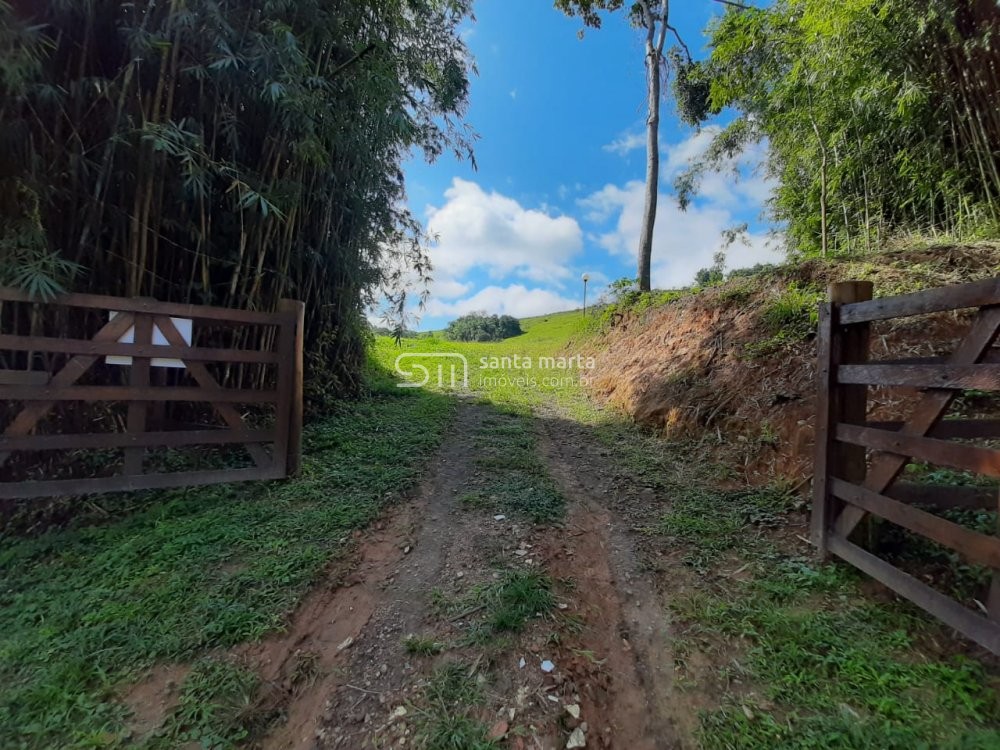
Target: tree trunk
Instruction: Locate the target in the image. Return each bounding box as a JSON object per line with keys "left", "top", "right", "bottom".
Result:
{"left": 637, "top": 0, "right": 668, "bottom": 292}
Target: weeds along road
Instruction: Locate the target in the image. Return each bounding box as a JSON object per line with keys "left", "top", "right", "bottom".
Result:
{"left": 2, "top": 309, "right": 998, "bottom": 749}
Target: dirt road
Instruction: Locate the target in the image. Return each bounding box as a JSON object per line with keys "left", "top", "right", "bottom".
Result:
{"left": 251, "top": 400, "right": 690, "bottom": 749}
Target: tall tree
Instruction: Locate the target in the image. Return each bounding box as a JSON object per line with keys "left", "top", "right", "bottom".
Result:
{"left": 555, "top": 0, "right": 683, "bottom": 291}
{"left": 0, "top": 0, "right": 475, "bottom": 400}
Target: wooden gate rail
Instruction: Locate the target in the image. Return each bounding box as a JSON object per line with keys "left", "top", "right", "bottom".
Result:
{"left": 811, "top": 277, "right": 1000, "bottom": 654}
{"left": 0, "top": 288, "right": 304, "bottom": 499}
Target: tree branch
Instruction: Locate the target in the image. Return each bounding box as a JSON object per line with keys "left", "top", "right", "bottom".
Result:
{"left": 666, "top": 23, "right": 691, "bottom": 63}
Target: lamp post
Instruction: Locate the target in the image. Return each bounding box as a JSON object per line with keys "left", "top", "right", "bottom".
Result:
{"left": 582, "top": 273, "right": 590, "bottom": 317}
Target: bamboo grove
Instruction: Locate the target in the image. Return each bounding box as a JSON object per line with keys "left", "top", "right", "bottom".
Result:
{"left": 0, "top": 0, "right": 474, "bottom": 399}
{"left": 676, "top": 0, "right": 1000, "bottom": 258}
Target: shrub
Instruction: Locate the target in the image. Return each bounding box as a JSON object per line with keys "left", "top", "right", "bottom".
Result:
{"left": 444, "top": 312, "right": 523, "bottom": 342}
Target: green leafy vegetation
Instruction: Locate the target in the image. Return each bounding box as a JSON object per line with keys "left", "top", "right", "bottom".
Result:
{"left": 682, "top": 0, "right": 1000, "bottom": 256}
{"left": 404, "top": 635, "right": 447, "bottom": 657}
{"left": 146, "top": 657, "right": 259, "bottom": 750}
{"left": 471, "top": 411, "right": 565, "bottom": 523}
{"left": 0, "top": 384, "right": 454, "bottom": 749}
{"left": 0, "top": 0, "right": 473, "bottom": 396}
{"left": 685, "top": 559, "right": 1000, "bottom": 749}
{"left": 445, "top": 313, "right": 523, "bottom": 342}
{"left": 371, "top": 308, "right": 596, "bottom": 414}
{"left": 657, "top": 481, "right": 1000, "bottom": 748}
{"left": 438, "top": 570, "right": 555, "bottom": 646}
{"left": 744, "top": 282, "right": 825, "bottom": 358}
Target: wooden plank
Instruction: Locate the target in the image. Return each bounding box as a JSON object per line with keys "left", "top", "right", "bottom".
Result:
{"left": 840, "top": 277, "right": 1000, "bottom": 324}
{"left": 0, "top": 428, "right": 275, "bottom": 451}
{"left": 0, "top": 334, "right": 279, "bottom": 364}
{"left": 277, "top": 299, "right": 305, "bottom": 476}
{"left": 154, "top": 316, "right": 271, "bottom": 468}
{"left": 835, "top": 306, "right": 1000, "bottom": 538}
{"left": 0, "top": 370, "right": 49, "bottom": 386}
{"left": 831, "top": 478, "right": 1000, "bottom": 568}
{"left": 990, "top": 485, "right": 1000, "bottom": 623}
{"left": 839, "top": 364, "right": 1000, "bottom": 390}
{"left": 837, "top": 423, "right": 1000, "bottom": 478}
{"left": 0, "top": 311, "right": 137, "bottom": 466}
{"left": 0, "top": 286, "right": 292, "bottom": 326}
{"left": 811, "top": 301, "right": 837, "bottom": 553}
{"left": 867, "top": 420, "right": 1000, "bottom": 439}
{"left": 873, "top": 351, "right": 1000, "bottom": 366}
{"left": 827, "top": 534, "right": 1000, "bottom": 655}
{"left": 812, "top": 281, "right": 872, "bottom": 555}
{"left": 888, "top": 482, "right": 999, "bottom": 510}
{"left": 124, "top": 313, "right": 153, "bottom": 475}
{"left": 0, "top": 464, "right": 284, "bottom": 500}
{"left": 2, "top": 385, "right": 279, "bottom": 403}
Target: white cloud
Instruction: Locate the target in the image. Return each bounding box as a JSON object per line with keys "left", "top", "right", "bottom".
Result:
{"left": 662, "top": 126, "right": 776, "bottom": 210}
{"left": 432, "top": 277, "right": 474, "bottom": 299}
{"left": 425, "top": 178, "right": 583, "bottom": 284}
{"left": 603, "top": 130, "right": 646, "bottom": 157}
{"left": 425, "top": 285, "right": 580, "bottom": 319}
{"left": 579, "top": 180, "right": 780, "bottom": 289}
{"left": 509, "top": 88, "right": 517, "bottom": 100}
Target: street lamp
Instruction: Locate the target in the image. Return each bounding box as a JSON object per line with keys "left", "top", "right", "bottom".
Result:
{"left": 581, "top": 273, "right": 591, "bottom": 317}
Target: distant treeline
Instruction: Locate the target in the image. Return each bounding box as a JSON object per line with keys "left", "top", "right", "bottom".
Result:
{"left": 445, "top": 313, "right": 523, "bottom": 342}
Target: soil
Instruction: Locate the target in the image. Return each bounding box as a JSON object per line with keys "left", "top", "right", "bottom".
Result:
{"left": 587, "top": 245, "right": 1000, "bottom": 489}
{"left": 275, "top": 400, "right": 695, "bottom": 750}
{"left": 122, "top": 396, "right": 700, "bottom": 749}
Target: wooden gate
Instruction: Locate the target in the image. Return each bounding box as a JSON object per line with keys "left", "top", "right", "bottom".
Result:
{"left": 812, "top": 277, "right": 1000, "bottom": 653}
{"left": 0, "top": 288, "right": 304, "bottom": 499}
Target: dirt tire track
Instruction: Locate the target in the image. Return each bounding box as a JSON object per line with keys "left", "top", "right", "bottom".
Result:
{"left": 255, "top": 400, "right": 690, "bottom": 749}
{"left": 536, "top": 415, "right": 686, "bottom": 749}
{"left": 276, "top": 401, "right": 511, "bottom": 749}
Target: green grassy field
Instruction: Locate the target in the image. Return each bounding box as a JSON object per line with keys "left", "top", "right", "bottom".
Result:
{"left": 370, "top": 308, "right": 600, "bottom": 416}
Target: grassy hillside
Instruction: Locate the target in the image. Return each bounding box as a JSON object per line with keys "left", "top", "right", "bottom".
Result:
{"left": 371, "top": 308, "right": 597, "bottom": 414}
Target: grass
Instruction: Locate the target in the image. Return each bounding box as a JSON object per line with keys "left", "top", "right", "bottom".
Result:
{"left": 8, "top": 272, "right": 1000, "bottom": 749}
{"left": 687, "top": 558, "right": 1000, "bottom": 749}
{"left": 371, "top": 308, "right": 597, "bottom": 414}
{"left": 744, "top": 282, "right": 825, "bottom": 358}
{"left": 432, "top": 569, "right": 555, "bottom": 646}
{"left": 145, "top": 657, "right": 258, "bottom": 749}
{"left": 0, "top": 383, "right": 454, "bottom": 750}
{"left": 412, "top": 662, "right": 497, "bottom": 750}
{"left": 470, "top": 410, "right": 564, "bottom": 523}
{"left": 656, "top": 481, "right": 1000, "bottom": 748}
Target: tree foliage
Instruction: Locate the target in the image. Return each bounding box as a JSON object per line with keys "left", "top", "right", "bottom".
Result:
{"left": 680, "top": 0, "right": 1000, "bottom": 257}
{"left": 0, "top": 0, "right": 474, "bottom": 399}
{"left": 444, "top": 312, "right": 523, "bottom": 342}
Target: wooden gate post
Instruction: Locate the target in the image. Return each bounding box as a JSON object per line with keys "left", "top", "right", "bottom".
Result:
{"left": 812, "top": 281, "right": 873, "bottom": 557}
{"left": 278, "top": 299, "right": 305, "bottom": 476}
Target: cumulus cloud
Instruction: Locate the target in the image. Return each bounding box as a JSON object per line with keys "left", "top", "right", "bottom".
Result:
{"left": 662, "top": 125, "right": 776, "bottom": 210}
{"left": 425, "top": 178, "right": 583, "bottom": 284}
{"left": 579, "top": 127, "right": 780, "bottom": 288}
{"left": 579, "top": 180, "right": 780, "bottom": 289}
{"left": 603, "top": 130, "right": 646, "bottom": 156}
{"left": 425, "top": 284, "right": 580, "bottom": 319}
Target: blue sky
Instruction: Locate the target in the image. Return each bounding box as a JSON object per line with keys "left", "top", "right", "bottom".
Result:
{"left": 398, "top": 0, "right": 780, "bottom": 331}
